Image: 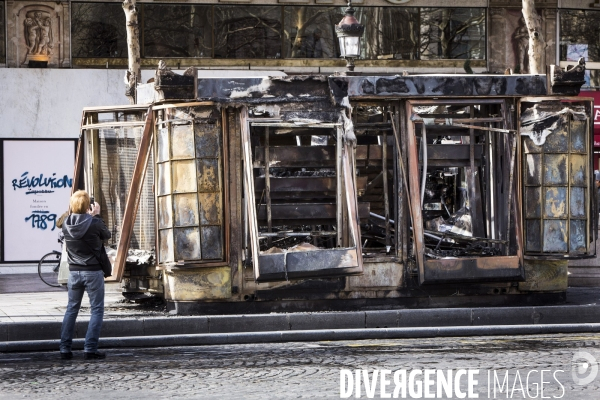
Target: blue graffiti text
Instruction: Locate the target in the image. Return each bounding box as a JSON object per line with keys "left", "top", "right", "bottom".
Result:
{"left": 12, "top": 172, "right": 72, "bottom": 192}
{"left": 25, "top": 211, "right": 57, "bottom": 231}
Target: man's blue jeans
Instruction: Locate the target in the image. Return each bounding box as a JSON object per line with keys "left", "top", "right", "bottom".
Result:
{"left": 60, "top": 270, "right": 105, "bottom": 353}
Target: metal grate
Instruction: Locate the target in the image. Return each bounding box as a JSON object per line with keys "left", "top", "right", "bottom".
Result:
{"left": 97, "top": 126, "right": 155, "bottom": 251}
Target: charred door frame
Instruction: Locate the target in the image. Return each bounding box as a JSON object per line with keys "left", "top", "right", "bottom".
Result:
{"left": 405, "top": 98, "right": 525, "bottom": 285}
{"left": 76, "top": 104, "right": 153, "bottom": 281}
{"left": 240, "top": 106, "right": 364, "bottom": 282}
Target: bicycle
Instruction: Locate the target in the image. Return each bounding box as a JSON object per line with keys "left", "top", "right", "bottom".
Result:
{"left": 38, "top": 238, "right": 64, "bottom": 287}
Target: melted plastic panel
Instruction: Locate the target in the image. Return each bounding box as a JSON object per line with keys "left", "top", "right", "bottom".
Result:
{"left": 97, "top": 124, "right": 156, "bottom": 251}
{"left": 521, "top": 100, "right": 590, "bottom": 255}
{"left": 155, "top": 106, "right": 225, "bottom": 265}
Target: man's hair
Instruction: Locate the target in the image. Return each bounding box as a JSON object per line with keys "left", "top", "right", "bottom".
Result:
{"left": 70, "top": 190, "right": 90, "bottom": 214}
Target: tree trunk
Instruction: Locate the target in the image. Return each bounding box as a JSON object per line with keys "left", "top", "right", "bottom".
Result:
{"left": 522, "top": 0, "right": 545, "bottom": 74}
{"left": 123, "top": 0, "right": 141, "bottom": 104}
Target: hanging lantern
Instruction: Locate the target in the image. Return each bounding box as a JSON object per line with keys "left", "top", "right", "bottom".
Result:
{"left": 335, "top": 0, "right": 365, "bottom": 72}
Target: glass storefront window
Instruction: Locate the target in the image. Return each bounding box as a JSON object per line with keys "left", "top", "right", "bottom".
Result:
{"left": 356, "top": 7, "right": 419, "bottom": 60}
{"left": 283, "top": 7, "right": 342, "bottom": 59}
{"left": 69, "top": 4, "right": 487, "bottom": 62}
{"left": 143, "top": 5, "right": 212, "bottom": 58}
{"left": 214, "top": 6, "right": 282, "bottom": 59}
{"left": 72, "top": 3, "right": 127, "bottom": 58}
{"left": 0, "top": 1, "right": 5, "bottom": 63}
{"left": 419, "top": 8, "right": 486, "bottom": 60}
{"left": 560, "top": 10, "right": 600, "bottom": 63}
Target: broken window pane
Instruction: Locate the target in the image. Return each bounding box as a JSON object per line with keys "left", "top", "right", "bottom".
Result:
{"left": 195, "top": 124, "right": 221, "bottom": 158}
{"left": 174, "top": 228, "right": 202, "bottom": 260}
{"left": 526, "top": 220, "right": 542, "bottom": 252}
{"left": 157, "top": 127, "right": 170, "bottom": 163}
{"left": 159, "top": 229, "right": 174, "bottom": 263}
{"left": 524, "top": 153, "right": 542, "bottom": 185}
{"left": 158, "top": 196, "right": 173, "bottom": 229}
{"left": 420, "top": 8, "right": 486, "bottom": 60}
{"left": 201, "top": 226, "right": 223, "bottom": 259}
{"left": 570, "top": 220, "right": 587, "bottom": 253}
{"left": 142, "top": 4, "right": 212, "bottom": 58}
{"left": 173, "top": 193, "right": 199, "bottom": 227}
{"left": 543, "top": 154, "right": 568, "bottom": 185}
{"left": 544, "top": 187, "right": 567, "bottom": 218}
{"left": 171, "top": 160, "right": 198, "bottom": 193}
{"left": 570, "top": 119, "right": 587, "bottom": 153}
{"left": 71, "top": 2, "right": 127, "bottom": 58}
{"left": 542, "top": 120, "right": 569, "bottom": 153}
{"left": 157, "top": 162, "right": 171, "bottom": 196}
{"left": 214, "top": 6, "right": 282, "bottom": 59}
{"left": 543, "top": 220, "right": 568, "bottom": 253}
{"left": 525, "top": 187, "right": 542, "bottom": 219}
{"left": 171, "top": 124, "right": 195, "bottom": 160}
{"left": 283, "top": 6, "right": 342, "bottom": 59}
{"left": 197, "top": 159, "right": 220, "bottom": 192}
{"left": 570, "top": 187, "right": 586, "bottom": 218}
{"left": 570, "top": 154, "right": 587, "bottom": 185}
{"left": 198, "top": 193, "right": 222, "bottom": 225}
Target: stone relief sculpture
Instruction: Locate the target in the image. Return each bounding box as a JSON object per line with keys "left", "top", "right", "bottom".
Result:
{"left": 23, "top": 11, "right": 53, "bottom": 58}
{"left": 513, "top": 16, "right": 529, "bottom": 73}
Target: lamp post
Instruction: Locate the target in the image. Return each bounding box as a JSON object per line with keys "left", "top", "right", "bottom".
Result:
{"left": 335, "top": 0, "right": 365, "bottom": 73}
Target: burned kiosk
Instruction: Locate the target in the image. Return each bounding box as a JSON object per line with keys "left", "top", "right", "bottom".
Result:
{"left": 72, "top": 63, "right": 595, "bottom": 313}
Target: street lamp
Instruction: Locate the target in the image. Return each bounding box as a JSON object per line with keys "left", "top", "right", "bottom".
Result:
{"left": 335, "top": 0, "right": 365, "bottom": 73}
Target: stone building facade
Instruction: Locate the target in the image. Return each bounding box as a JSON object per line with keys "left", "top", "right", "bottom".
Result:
{"left": 0, "top": 0, "right": 598, "bottom": 80}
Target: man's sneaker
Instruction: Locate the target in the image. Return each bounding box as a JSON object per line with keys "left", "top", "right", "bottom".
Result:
{"left": 60, "top": 352, "right": 73, "bottom": 360}
{"left": 84, "top": 351, "right": 106, "bottom": 360}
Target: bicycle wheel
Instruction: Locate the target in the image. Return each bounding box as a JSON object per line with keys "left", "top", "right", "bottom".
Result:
{"left": 38, "top": 252, "right": 62, "bottom": 287}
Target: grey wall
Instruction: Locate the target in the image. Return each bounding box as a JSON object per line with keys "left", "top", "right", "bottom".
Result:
{"left": 0, "top": 69, "right": 128, "bottom": 139}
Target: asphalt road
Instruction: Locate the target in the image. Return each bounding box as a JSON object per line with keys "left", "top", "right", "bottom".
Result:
{"left": 1, "top": 333, "right": 600, "bottom": 399}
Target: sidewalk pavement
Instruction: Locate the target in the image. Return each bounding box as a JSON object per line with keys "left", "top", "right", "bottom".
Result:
{"left": 1, "top": 269, "right": 600, "bottom": 352}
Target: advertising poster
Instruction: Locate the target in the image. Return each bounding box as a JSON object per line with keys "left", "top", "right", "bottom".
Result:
{"left": 2, "top": 140, "right": 75, "bottom": 261}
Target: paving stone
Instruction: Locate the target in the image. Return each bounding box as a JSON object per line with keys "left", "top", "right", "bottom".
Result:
{"left": 1, "top": 333, "right": 600, "bottom": 399}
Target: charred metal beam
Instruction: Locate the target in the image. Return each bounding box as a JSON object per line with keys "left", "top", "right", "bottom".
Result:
{"left": 197, "top": 76, "right": 332, "bottom": 104}
{"left": 253, "top": 145, "right": 392, "bottom": 168}
{"left": 256, "top": 202, "right": 370, "bottom": 223}
{"left": 254, "top": 176, "right": 368, "bottom": 195}
{"left": 329, "top": 75, "right": 547, "bottom": 105}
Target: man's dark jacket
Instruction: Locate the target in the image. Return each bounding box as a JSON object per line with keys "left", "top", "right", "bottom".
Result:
{"left": 62, "top": 214, "right": 111, "bottom": 271}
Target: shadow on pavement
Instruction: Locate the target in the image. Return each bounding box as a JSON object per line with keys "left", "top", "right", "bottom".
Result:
{"left": 0, "top": 274, "right": 66, "bottom": 294}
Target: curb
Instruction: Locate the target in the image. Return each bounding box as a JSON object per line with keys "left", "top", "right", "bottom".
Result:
{"left": 2, "top": 304, "right": 600, "bottom": 343}
{"left": 3, "top": 323, "right": 600, "bottom": 352}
